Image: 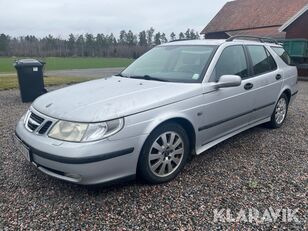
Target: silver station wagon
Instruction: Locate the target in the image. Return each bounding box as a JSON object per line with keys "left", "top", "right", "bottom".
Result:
{"left": 15, "top": 36, "right": 298, "bottom": 185}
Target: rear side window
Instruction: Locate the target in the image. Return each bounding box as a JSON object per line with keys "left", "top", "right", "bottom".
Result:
{"left": 271, "top": 47, "right": 292, "bottom": 65}
{"left": 212, "top": 45, "right": 249, "bottom": 81}
{"left": 247, "top": 45, "right": 277, "bottom": 76}
{"left": 265, "top": 48, "right": 278, "bottom": 70}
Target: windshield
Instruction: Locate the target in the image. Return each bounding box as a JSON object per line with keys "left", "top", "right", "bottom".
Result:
{"left": 121, "top": 45, "right": 217, "bottom": 83}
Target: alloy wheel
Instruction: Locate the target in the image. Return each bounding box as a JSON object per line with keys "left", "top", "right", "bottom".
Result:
{"left": 148, "top": 132, "right": 184, "bottom": 177}
{"left": 275, "top": 97, "right": 287, "bottom": 125}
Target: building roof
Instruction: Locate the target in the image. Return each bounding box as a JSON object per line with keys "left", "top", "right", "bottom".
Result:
{"left": 279, "top": 4, "right": 308, "bottom": 31}
{"left": 227, "top": 27, "right": 286, "bottom": 39}
{"left": 201, "top": 0, "right": 308, "bottom": 34}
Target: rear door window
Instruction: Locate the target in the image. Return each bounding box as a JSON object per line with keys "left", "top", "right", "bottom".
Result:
{"left": 247, "top": 45, "right": 277, "bottom": 76}
{"left": 271, "top": 47, "right": 292, "bottom": 65}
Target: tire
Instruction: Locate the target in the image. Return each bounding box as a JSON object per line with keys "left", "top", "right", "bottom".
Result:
{"left": 267, "top": 93, "right": 289, "bottom": 129}
{"left": 137, "top": 122, "right": 190, "bottom": 184}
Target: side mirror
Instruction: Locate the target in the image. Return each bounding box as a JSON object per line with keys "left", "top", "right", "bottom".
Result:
{"left": 214, "top": 75, "right": 242, "bottom": 89}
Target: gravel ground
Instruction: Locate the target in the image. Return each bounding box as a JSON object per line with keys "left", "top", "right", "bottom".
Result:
{"left": 0, "top": 82, "right": 307, "bottom": 230}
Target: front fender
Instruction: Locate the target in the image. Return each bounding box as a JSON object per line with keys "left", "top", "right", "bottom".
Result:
{"left": 143, "top": 111, "right": 194, "bottom": 134}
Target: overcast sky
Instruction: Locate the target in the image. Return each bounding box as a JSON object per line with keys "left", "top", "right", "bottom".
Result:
{"left": 0, "top": 0, "right": 229, "bottom": 38}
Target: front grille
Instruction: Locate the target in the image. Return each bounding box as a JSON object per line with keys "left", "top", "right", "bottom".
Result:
{"left": 38, "top": 121, "right": 52, "bottom": 134}
{"left": 27, "top": 120, "right": 39, "bottom": 131}
{"left": 30, "top": 112, "right": 44, "bottom": 124}
{"left": 25, "top": 111, "right": 52, "bottom": 134}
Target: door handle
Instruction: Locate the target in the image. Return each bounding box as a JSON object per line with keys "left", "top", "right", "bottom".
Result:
{"left": 276, "top": 74, "right": 282, "bottom": 80}
{"left": 244, "top": 83, "right": 253, "bottom": 90}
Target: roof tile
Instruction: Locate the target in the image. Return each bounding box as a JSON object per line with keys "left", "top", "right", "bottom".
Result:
{"left": 202, "top": 0, "right": 308, "bottom": 34}
{"left": 227, "top": 27, "right": 286, "bottom": 38}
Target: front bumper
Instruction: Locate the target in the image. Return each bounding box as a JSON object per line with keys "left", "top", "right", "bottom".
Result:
{"left": 15, "top": 117, "right": 147, "bottom": 185}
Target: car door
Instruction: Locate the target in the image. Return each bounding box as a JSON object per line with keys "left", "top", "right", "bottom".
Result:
{"left": 197, "top": 45, "right": 254, "bottom": 147}
{"left": 244, "top": 45, "right": 283, "bottom": 123}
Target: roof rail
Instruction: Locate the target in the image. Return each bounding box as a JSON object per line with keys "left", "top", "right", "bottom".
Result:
{"left": 226, "top": 36, "right": 279, "bottom": 44}
{"left": 169, "top": 39, "right": 196, "bottom": 43}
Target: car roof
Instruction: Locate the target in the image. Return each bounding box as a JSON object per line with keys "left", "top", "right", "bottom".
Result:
{"left": 163, "top": 39, "right": 225, "bottom": 46}
{"left": 162, "top": 39, "right": 282, "bottom": 47}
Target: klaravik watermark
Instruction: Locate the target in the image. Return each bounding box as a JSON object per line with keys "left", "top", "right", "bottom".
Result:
{"left": 213, "top": 207, "right": 304, "bottom": 224}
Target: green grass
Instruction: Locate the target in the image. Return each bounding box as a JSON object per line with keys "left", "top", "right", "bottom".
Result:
{"left": 0, "top": 75, "right": 97, "bottom": 90}
{"left": 0, "top": 57, "right": 133, "bottom": 73}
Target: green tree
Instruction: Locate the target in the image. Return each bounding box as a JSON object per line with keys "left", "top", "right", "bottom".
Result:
{"left": 68, "top": 34, "right": 75, "bottom": 55}
{"left": 179, "top": 32, "right": 185, "bottom": 40}
{"left": 138, "top": 31, "right": 147, "bottom": 46}
{"left": 189, "top": 29, "right": 200, "bottom": 40}
{"left": 185, "top": 29, "right": 191, "bottom": 39}
{"left": 107, "top": 33, "right": 117, "bottom": 45}
{"left": 119, "top": 30, "right": 127, "bottom": 44}
{"left": 126, "top": 30, "right": 137, "bottom": 46}
{"left": 96, "top": 33, "right": 106, "bottom": 56}
{"left": 195, "top": 31, "right": 200, "bottom": 39}
{"left": 146, "top": 27, "right": 155, "bottom": 45}
{"left": 170, "top": 32, "right": 176, "bottom": 41}
{"left": 42, "top": 35, "right": 56, "bottom": 54}
{"left": 154, "top": 32, "right": 161, "bottom": 45}
{"left": 161, "top": 33, "right": 168, "bottom": 43}
{"left": 85, "top": 33, "right": 95, "bottom": 56}
{"left": 76, "top": 35, "right": 85, "bottom": 56}
{"left": 0, "top": 34, "right": 10, "bottom": 56}
{"left": 25, "top": 35, "right": 38, "bottom": 42}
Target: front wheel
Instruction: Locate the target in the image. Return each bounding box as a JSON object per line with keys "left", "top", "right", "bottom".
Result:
{"left": 137, "top": 123, "right": 190, "bottom": 184}
{"left": 268, "top": 93, "right": 289, "bottom": 128}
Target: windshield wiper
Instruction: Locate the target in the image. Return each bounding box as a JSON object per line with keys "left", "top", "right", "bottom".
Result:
{"left": 129, "top": 75, "right": 168, "bottom": 82}
{"left": 115, "top": 73, "right": 128, "bottom": 77}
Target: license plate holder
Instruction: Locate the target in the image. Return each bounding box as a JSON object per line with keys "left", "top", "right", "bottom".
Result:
{"left": 13, "top": 135, "right": 31, "bottom": 162}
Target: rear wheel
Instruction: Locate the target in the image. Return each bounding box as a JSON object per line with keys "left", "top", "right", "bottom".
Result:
{"left": 138, "top": 123, "right": 190, "bottom": 184}
{"left": 268, "top": 93, "right": 289, "bottom": 128}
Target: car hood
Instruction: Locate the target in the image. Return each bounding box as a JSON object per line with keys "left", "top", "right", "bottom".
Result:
{"left": 32, "top": 76, "right": 202, "bottom": 122}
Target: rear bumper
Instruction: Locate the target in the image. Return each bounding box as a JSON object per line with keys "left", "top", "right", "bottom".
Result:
{"left": 15, "top": 118, "right": 146, "bottom": 185}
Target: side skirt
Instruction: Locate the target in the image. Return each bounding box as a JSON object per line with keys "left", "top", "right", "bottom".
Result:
{"left": 195, "top": 117, "right": 270, "bottom": 155}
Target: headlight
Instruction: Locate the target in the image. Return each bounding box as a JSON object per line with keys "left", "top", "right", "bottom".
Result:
{"left": 82, "top": 119, "right": 124, "bottom": 142}
{"left": 48, "top": 118, "right": 124, "bottom": 142}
